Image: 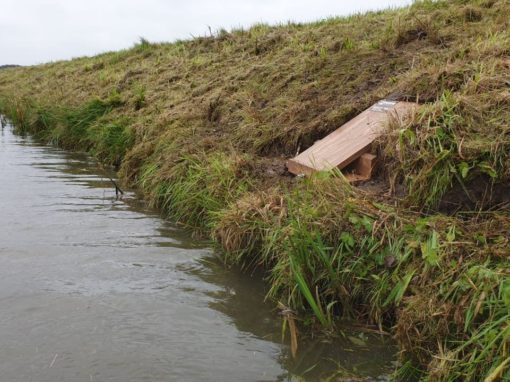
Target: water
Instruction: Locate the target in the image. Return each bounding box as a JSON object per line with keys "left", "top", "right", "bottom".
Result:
{"left": 0, "top": 123, "right": 395, "bottom": 381}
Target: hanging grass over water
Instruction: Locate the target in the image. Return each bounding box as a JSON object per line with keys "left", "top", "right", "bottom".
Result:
{"left": 137, "top": 151, "right": 252, "bottom": 230}
{"left": 1, "top": 0, "right": 509, "bottom": 380}
{"left": 88, "top": 118, "right": 134, "bottom": 166}
{"left": 3, "top": 93, "right": 127, "bottom": 165}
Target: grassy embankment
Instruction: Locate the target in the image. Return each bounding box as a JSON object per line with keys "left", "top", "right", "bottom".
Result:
{"left": 1, "top": 0, "right": 509, "bottom": 380}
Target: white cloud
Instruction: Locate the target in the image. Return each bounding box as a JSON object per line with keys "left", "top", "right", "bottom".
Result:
{"left": 0, "top": 0, "right": 413, "bottom": 65}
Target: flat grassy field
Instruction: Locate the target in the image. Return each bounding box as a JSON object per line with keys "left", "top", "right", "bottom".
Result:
{"left": 1, "top": 0, "right": 509, "bottom": 380}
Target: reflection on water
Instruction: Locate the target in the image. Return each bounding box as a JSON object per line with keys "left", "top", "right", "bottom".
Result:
{"left": 0, "top": 124, "right": 395, "bottom": 381}
{"left": 191, "top": 259, "right": 396, "bottom": 381}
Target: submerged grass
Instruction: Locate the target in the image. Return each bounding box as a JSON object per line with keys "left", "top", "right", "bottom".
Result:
{"left": 1, "top": 0, "right": 509, "bottom": 380}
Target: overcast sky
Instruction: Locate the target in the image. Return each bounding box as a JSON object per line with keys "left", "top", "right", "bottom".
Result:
{"left": 0, "top": 0, "right": 413, "bottom": 66}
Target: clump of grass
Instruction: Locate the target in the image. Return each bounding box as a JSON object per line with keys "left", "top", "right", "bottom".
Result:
{"left": 133, "top": 37, "right": 153, "bottom": 52}
{"left": 133, "top": 85, "right": 146, "bottom": 111}
{"left": 213, "top": 188, "right": 286, "bottom": 266}
{"left": 138, "top": 151, "right": 252, "bottom": 230}
{"left": 55, "top": 94, "right": 123, "bottom": 148}
{"left": 0, "top": 93, "right": 126, "bottom": 165}
{"left": 88, "top": 118, "right": 134, "bottom": 166}
{"left": 380, "top": 87, "right": 510, "bottom": 211}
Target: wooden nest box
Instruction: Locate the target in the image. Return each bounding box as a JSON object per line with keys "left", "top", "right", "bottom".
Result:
{"left": 287, "top": 99, "right": 418, "bottom": 181}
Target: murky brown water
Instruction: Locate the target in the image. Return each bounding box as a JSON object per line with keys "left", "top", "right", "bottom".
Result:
{"left": 0, "top": 123, "right": 395, "bottom": 381}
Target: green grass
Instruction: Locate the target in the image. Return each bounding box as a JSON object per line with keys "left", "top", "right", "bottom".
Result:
{"left": 88, "top": 118, "right": 134, "bottom": 165}
{"left": 217, "top": 173, "right": 510, "bottom": 381}
{"left": 137, "top": 151, "right": 252, "bottom": 230}
{"left": 4, "top": 94, "right": 127, "bottom": 166}
{"left": 1, "top": 0, "right": 509, "bottom": 380}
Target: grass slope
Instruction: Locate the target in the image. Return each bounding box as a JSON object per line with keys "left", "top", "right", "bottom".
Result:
{"left": 1, "top": 0, "right": 509, "bottom": 380}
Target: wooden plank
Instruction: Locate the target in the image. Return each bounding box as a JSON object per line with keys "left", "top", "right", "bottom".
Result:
{"left": 355, "top": 153, "right": 377, "bottom": 178}
{"left": 287, "top": 100, "right": 418, "bottom": 176}
{"left": 343, "top": 153, "right": 378, "bottom": 182}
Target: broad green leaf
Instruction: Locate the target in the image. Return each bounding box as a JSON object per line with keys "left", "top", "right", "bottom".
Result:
{"left": 478, "top": 162, "right": 498, "bottom": 178}
{"left": 458, "top": 162, "right": 470, "bottom": 179}
{"left": 421, "top": 230, "right": 440, "bottom": 267}
{"left": 340, "top": 232, "right": 355, "bottom": 249}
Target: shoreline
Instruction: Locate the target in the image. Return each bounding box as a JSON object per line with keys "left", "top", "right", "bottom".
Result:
{"left": 1, "top": 1, "right": 509, "bottom": 380}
